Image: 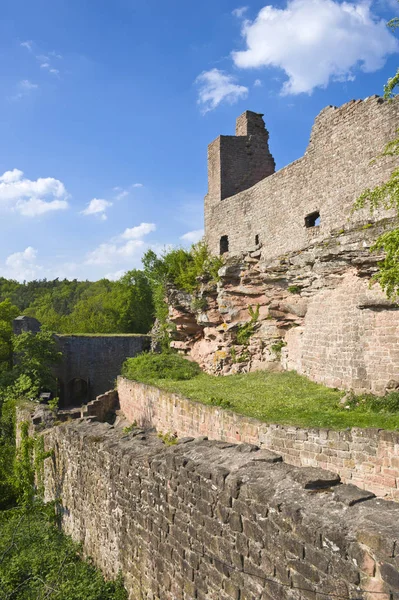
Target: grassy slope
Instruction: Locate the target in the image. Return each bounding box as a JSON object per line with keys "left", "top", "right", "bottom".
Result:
{"left": 146, "top": 370, "right": 399, "bottom": 430}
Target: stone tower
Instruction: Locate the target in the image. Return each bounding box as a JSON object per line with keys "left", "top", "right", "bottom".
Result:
{"left": 205, "top": 111, "right": 275, "bottom": 204}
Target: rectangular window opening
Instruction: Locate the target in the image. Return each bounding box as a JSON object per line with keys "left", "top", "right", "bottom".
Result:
{"left": 305, "top": 211, "right": 320, "bottom": 228}
{"left": 220, "top": 235, "right": 229, "bottom": 254}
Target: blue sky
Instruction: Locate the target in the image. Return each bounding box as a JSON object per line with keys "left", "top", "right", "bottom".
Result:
{"left": 0, "top": 0, "right": 398, "bottom": 281}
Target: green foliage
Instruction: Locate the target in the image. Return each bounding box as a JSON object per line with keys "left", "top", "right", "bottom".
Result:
{"left": 0, "top": 326, "right": 63, "bottom": 510}
{"left": 344, "top": 390, "right": 399, "bottom": 413}
{"left": 150, "top": 370, "right": 399, "bottom": 430}
{"left": 48, "top": 396, "right": 59, "bottom": 413}
{"left": 353, "top": 10, "right": 399, "bottom": 299}
{"left": 0, "top": 504, "right": 128, "bottom": 599}
{"left": 191, "top": 296, "right": 208, "bottom": 312}
{"left": 287, "top": 285, "right": 301, "bottom": 295}
{"left": 208, "top": 396, "right": 232, "bottom": 409}
{"left": 236, "top": 305, "right": 260, "bottom": 346}
{"left": 12, "top": 331, "right": 62, "bottom": 396}
{"left": 143, "top": 242, "right": 223, "bottom": 294}
{"left": 13, "top": 421, "right": 36, "bottom": 505}
{"left": 270, "top": 340, "right": 287, "bottom": 357}
{"left": 230, "top": 346, "right": 237, "bottom": 364}
{"left": 157, "top": 431, "right": 178, "bottom": 446}
{"left": 123, "top": 421, "right": 137, "bottom": 434}
{"left": 0, "top": 299, "right": 20, "bottom": 373}
{"left": 122, "top": 352, "right": 201, "bottom": 383}
{"left": 0, "top": 272, "right": 154, "bottom": 335}
{"left": 369, "top": 228, "right": 399, "bottom": 298}
{"left": 142, "top": 242, "right": 223, "bottom": 348}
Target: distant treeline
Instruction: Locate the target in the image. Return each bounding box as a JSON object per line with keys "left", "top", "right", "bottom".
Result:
{"left": 0, "top": 270, "right": 154, "bottom": 334}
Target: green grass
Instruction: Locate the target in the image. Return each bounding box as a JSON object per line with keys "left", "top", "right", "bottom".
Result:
{"left": 138, "top": 370, "right": 399, "bottom": 431}
{"left": 122, "top": 353, "right": 201, "bottom": 382}
{"left": 0, "top": 503, "right": 127, "bottom": 600}
{"left": 56, "top": 333, "right": 150, "bottom": 337}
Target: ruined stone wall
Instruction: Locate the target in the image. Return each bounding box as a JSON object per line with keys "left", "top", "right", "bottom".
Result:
{"left": 40, "top": 416, "right": 399, "bottom": 600}
{"left": 283, "top": 271, "right": 399, "bottom": 392}
{"left": 168, "top": 218, "right": 399, "bottom": 395}
{"left": 205, "top": 97, "right": 399, "bottom": 258}
{"left": 54, "top": 334, "right": 151, "bottom": 404}
{"left": 206, "top": 111, "right": 275, "bottom": 206}
{"left": 118, "top": 377, "right": 399, "bottom": 500}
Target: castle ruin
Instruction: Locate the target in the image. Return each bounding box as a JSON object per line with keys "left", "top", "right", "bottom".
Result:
{"left": 168, "top": 96, "right": 399, "bottom": 395}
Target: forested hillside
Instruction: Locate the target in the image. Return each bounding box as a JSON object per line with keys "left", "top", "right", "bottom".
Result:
{"left": 0, "top": 270, "right": 154, "bottom": 334}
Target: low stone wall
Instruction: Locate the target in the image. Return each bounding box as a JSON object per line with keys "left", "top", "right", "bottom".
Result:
{"left": 40, "top": 418, "right": 399, "bottom": 600}
{"left": 82, "top": 389, "right": 119, "bottom": 421}
{"left": 118, "top": 377, "right": 399, "bottom": 500}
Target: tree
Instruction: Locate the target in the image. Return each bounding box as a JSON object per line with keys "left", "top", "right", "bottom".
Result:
{"left": 0, "top": 299, "right": 20, "bottom": 372}
{"left": 354, "top": 10, "right": 399, "bottom": 298}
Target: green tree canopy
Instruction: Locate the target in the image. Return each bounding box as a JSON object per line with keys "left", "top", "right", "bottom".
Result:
{"left": 354, "top": 10, "right": 399, "bottom": 299}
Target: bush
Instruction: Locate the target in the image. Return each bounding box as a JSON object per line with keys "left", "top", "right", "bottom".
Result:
{"left": 121, "top": 352, "right": 201, "bottom": 383}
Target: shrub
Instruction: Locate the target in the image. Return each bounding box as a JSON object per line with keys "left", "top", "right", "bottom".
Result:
{"left": 287, "top": 285, "right": 301, "bottom": 295}
{"left": 121, "top": 352, "right": 201, "bottom": 383}
{"left": 235, "top": 305, "right": 260, "bottom": 346}
{"left": 270, "top": 340, "right": 287, "bottom": 357}
{"left": 158, "top": 431, "right": 178, "bottom": 445}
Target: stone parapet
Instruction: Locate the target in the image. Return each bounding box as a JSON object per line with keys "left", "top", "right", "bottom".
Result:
{"left": 41, "top": 417, "right": 399, "bottom": 599}
{"left": 118, "top": 377, "right": 399, "bottom": 501}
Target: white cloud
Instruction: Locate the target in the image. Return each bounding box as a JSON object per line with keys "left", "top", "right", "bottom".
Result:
{"left": 40, "top": 62, "right": 59, "bottom": 76}
{"left": 180, "top": 229, "right": 204, "bottom": 244}
{"left": 85, "top": 240, "right": 145, "bottom": 266}
{"left": 113, "top": 183, "right": 144, "bottom": 200}
{"left": 0, "top": 168, "right": 69, "bottom": 217}
{"left": 232, "top": 0, "right": 399, "bottom": 95}
{"left": 254, "top": 78, "right": 262, "bottom": 87}
{"left": 232, "top": 6, "right": 248, "bottom": 18}
{"left": 120, "top": 222, "right": 156, "bottom": 240}
{"left": 17, "top": 198, "right": 68, "bottom": 217}
{"left": 4, "top": 247, "right": 42, "bottom": 281}
{"left": 81, "top": 198, "right": 113, "bottom": 219}
{"left": 105, "top": 269, "right": 127, "bottom": 281}
{"left": 11, "top": 80, "right": 39, "bottom": 101}
{"left": 86, "top": 222, "right": 156, "bottom": 266}
{"left": 20, "top": 80, "right": 38, "bottom": 91}
{"left": 196, "top": 68, "right": 248, "bottom": 113}
{"left": 20, "top": 41, "right": 33, "bottom": 52}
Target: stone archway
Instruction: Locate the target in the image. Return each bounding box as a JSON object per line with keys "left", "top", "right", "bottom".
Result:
{"left": 67, "top": 378, "right": 89, "bottom": 406}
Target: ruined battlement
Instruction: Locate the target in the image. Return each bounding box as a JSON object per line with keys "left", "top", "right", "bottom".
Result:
{"left": 206, "top": 110, "right": 275, "bottom": 203}
{"left": 205, "top": 95, "right": 399, "bottom": 258}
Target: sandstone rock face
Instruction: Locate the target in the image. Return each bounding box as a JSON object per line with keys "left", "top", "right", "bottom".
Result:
{"left": 168, "top": 219, "right": 399, "bottom": 394}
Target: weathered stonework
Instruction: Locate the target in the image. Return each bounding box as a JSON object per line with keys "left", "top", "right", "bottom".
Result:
{"left": 118, "top": 377, "right": 399, "bottom": 501}
{"left": 205, "top": 97, "right": 399, "bottom": 258}
{"left": 32, "top": 412, "right": 399, "bottom": 600}
{"left": 191, "top": 97, "right": 399, "bottom": 393}
{"left": 54, "top": 333, "right": 151, "bottom": 405}
{"left": 168, "top": 217, "right": 399, "bottom": 394}
{"left": 12, "top": 316, "right": 151, "bottom": 406}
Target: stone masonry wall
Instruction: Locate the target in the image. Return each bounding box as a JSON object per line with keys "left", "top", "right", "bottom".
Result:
{"left": 205, "top": 96, "right": 399, "bottom": 258}
{"left": 206, "top": 111, "right": 275, "bottom": 204}
{"left": 168, "top": 218, "right": 399, "bottom": 395}
{"left": 54, "top": 333, "right": 151, "bottom": 404}
{"left": 39, "top": 415, "right": 399, "bottom": 600}
{"left": 118, "top": 377, "right": 399, "bottom": 501}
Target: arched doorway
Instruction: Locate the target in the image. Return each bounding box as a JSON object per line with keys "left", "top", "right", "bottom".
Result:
{"left": 67, "top": 378, "right": 89, "bottom": 406}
